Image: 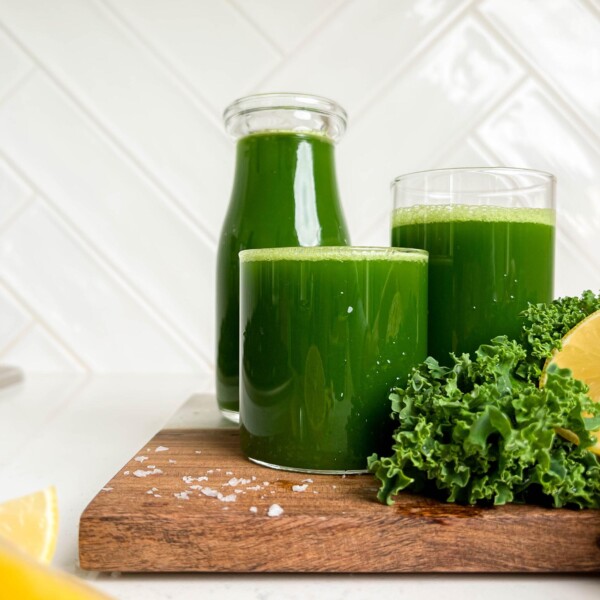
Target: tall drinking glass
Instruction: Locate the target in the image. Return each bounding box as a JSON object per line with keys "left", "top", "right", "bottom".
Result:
{"left": 391, "top": 168, "right": 555, "bottom": 362}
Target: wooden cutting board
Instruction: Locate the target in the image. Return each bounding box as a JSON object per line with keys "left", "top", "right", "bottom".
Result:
{"left": 79, "top": 428, "right": 600, "bottom": 573}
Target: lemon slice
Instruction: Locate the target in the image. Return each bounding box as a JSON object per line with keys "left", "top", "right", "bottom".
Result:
{"left": 543, "top": 309, "right": 600, "bottom": 455}
{"left": 0, "top": 487, "right": 58, "bottom": 564}
{"left": 0, "top": 540, "right": 112, "bottom": 599}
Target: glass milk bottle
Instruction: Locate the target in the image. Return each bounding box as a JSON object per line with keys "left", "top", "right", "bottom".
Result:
{"left": 217, "top": 93, "right": 351, "bottom": 422}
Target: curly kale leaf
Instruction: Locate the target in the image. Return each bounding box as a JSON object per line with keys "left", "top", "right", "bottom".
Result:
{"left": 369, "top": 298, "right": 600, "bottom": 508}
{"left": 521, "top": 290, "right": 600, "bottom": 381}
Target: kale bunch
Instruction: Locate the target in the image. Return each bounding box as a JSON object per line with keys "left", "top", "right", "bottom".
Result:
{"left": 368, "top": 291, "right": 600, "bottom": 508}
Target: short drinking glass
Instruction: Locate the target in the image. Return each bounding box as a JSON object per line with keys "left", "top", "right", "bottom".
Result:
{"left": 239, "top": 246, "right": 428, "bottom": 473}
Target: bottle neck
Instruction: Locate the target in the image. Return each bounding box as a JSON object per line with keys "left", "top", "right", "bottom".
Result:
{"left": 232, "top": 131, "right": 339, "bottom": 203}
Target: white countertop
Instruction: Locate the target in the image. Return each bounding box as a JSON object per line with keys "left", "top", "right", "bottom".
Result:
{"left": 1, "top": 374, "right": 597, "bottom": 599}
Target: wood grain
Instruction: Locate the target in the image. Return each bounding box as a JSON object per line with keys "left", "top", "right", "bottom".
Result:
{"left": 79, "top": 429, "right": 600, "bottom": 573}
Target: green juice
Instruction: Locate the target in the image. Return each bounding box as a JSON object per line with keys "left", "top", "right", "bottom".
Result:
{"left": 216, "top": 132, "right": 350, "bottom": 417}
{"left": 391, "top": 205, "right": 555, "bottom": 361}
{"left": 239, "top": 247, "right": 428, "bottom": 472}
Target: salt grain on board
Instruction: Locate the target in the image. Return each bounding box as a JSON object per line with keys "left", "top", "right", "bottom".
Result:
{"left": 174, "top": 492, "right": 190, "bottom": 500}
{"left": 292, "top": 484, "right": 308, "bottom": 492}
{"left": 134, "top": 456, "right": 148, "bottom": 463}
{"left": 133, "top": 468, "right": 163, "bottom": 478}
{"left": 168, "top": 459, "right": 177, "bottom": 464}
{"left": 194, "top": 450, "right": 202, "bottom": 454}
{"left": 155, "top": 446, "right": 169, "bottom": 452}
{"left": 249, "top": 506, "right": 258, "bottom": 513}
{"left": 183, "top": 475, "right": 208, "bottom": 484}
{"left": 101, "top": 487, "right": 113, "bottom": 492}
{"left": 201, "top": 488, "right": 219, "bottom": 498}
{"left": 267, "top": 504, "right": 284, "bottom": 517}
{"left": 227, "top": 477, "right": 251, "bottom": 487}
{"left": 302, "top": 479, "right": 313, "bottom": 483}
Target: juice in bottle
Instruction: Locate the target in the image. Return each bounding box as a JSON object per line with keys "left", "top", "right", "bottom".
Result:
{"left": 217, "top": 94, "right": 350, "bottom": 421}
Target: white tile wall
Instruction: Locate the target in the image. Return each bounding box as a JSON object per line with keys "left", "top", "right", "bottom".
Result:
{"left": 0, "top": 0, "right": 598, "bottom": 373}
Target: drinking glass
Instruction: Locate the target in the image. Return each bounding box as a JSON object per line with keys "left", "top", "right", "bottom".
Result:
{"left": 391, "top": 167, "right": 555, "bottom": 362}
{"left": 239, "top": 246, "right": 428, "bottom": 473}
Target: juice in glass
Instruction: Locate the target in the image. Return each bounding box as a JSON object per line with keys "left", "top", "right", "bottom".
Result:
{"left": 239, "top": 246, "right": 428, "bottom": 473}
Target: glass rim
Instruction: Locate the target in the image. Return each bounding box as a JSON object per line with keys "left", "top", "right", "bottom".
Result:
{"left": 391, "top": 167, "right": 556, "bottom": 197}
{"left": 223, "top": 92, "right": 347, "bottom": 127}
{"left": 239, "top": 246, "right": 428, "bottom": 263}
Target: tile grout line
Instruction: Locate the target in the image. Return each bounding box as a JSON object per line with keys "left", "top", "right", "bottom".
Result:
{"left": 582, "top": 0, "right": 600, "bottom": 18}
{"left": 349, "top": 0, "right": 474, "bottom": 125}
{"left": 0, "top": 194, "right": 35, "bottom": 236}
{"left": 225, "top": 0, "right": 286, "bottom": 57}
{"left": 95, "top": 0, "right": 225, "bottom": 130}
{"left": 248, "top": 0, "right": 353, "bottom": 93}
{"left": 474, "top": 8, "right": 600, "bottom": 151}
{"left": 0, "top": 320, "right": 35, "bottom": 361}
{"left": 0, "top": 64, "right": 36, "bottom": 107}
{"left": 0, "top": 152, "right": 212, "bottom": 370}
{"left": 0, "top": 278, "right": 92, "bottom": 372}
{"left": 0, "top": 20, "right": 220, "bottom": 252}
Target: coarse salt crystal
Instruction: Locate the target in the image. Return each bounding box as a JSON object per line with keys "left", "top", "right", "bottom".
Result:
{"left": 147, "top": 465, "right": 156, "bottom": 469}
{"left": 262, "top": 482, "right": 269, "bottom": 486}
{"left": 133, "top": 468, "right": 163, "bottom": 478}
{"left": 155, "top": 446, "right": 169, "bottom": 452}
{"left": 195, "top": 450, "right": 202, "bottom": 454}
{"left": 183, "top": 475, "right": 208, "bottom": 484}
{"left": 227, "top": 477, "right": 252, "bottom": 487}
{"left": 302, "top": 479, "right": 313, "bottom": 483}
{"left": 246, "top": 485, "right": 261, "bottom": 491}
{"left": 168, "top": 459, "right": 177, "bottom": 464}
{"left": 134, "top": 456, "right": 148, "bottom": 463}
{"left": 174, "top": 492, "right": 189, "bottom": 500}
{"left": 249, "top": 506, "right": 258, "bottom": 513}
{"left": 267, "top": 504, "right": 284, "bottom": 517}
{"left": 123, "top": 471, "right": 130, "bottom": 475}
{"left": 226, "top": 471, "right": 233, "bottom": 475}
{"left": 200, "top": 488, "right": 219, "bottom": 498}
{"left": 220, "top": 494, "right": 237, "bottom": 503}
{"left": 101, "top": 487, "right": 113, "bottom": 492}
{"left": 292, "top": 484, "right": 308, "bottom": 492}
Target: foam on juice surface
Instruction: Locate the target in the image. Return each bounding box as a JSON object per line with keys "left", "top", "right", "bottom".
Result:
{"left": 392, "top": 204, "right": 555, "bottom": 228}
{"left": 239, "top": 246, "right": 428, "bottom": 263}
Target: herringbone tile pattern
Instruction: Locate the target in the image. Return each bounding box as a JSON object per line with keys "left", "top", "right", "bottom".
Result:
{"left": 0, "top": 0, "right": 598, "bottom": 373}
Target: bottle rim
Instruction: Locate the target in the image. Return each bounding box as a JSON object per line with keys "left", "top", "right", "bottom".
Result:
{"left": 223, "top": 92, "right": 347, "bottom": 138}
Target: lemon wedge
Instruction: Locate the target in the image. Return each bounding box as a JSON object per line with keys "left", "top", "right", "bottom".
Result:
{"left": 0, "top": 487, "right": 58, "bottom": 564}
{"left": 543, "top": 309, "right": 600, "bottom": 455}
{"left": 0, "top": 540, "right": 112, "bottom": 599}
